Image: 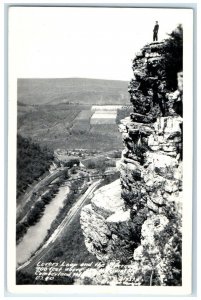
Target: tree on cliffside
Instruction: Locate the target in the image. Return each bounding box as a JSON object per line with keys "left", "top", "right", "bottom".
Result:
{"left": 162, "top": 24, "right": 183, "bottom": 90}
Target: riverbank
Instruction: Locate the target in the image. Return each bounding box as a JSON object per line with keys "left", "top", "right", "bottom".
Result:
{"left": 16, "top": 184, "right": 70, "bottom": 266}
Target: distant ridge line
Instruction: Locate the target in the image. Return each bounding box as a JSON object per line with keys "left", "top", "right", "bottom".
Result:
{"left": 18, "top": 78, "right": 130, "bottom": 106}
{"left": 18, "top": 77, "right": 128, "bottom": 83}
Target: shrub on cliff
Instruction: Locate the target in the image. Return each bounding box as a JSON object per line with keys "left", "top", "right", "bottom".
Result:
{"left": 162, "top": 24, "right": 183, "bottom": 90}
{"left": 116, "top": 106, "right": 133, "bottom": 124}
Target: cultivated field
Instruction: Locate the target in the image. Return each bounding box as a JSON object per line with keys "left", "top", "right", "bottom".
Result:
{"left": 17, "top": 78, "right": 130, "bottom": 151}
{"left": 18, "top": 104, "right": 124, "bottom": 151}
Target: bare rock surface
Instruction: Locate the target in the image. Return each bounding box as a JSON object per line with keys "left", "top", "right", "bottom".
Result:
{"left": 80, "top": 179, "right": 134, "bottom": 262}
{"left": 80, "top": 41, "right": 183, "bottom": 285}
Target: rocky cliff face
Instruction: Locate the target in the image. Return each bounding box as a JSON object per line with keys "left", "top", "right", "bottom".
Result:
{"left": 80, "top": 41, "right": 183, "bottom": 285}
{"left": 80, "top": 179, "right": 134, "bottom": 263}
{"left": 119, "top": 41, "right": 182, "bottom": 242}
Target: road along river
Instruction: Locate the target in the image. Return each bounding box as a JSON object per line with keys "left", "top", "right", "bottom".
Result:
{"left": 16, "top": 185, "right": 70, "bottom": 266}
{"left": 17, "top": 179, "right": 102, "bottom": 272}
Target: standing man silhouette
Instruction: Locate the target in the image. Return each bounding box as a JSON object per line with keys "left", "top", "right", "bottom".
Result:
{"left": 153, "top": 21, "right": 159, "bottom": 41}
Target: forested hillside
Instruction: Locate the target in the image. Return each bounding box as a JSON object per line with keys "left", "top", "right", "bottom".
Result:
{"left": 17, "top": 135, "right": 54, "bottom": 199}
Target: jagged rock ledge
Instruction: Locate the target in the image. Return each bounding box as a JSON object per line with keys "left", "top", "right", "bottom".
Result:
{"left": 80, "top": 40, "right": 183, "bottom": 285}
{"left": 80, "top": 179, "right": 136, "bottom": 262}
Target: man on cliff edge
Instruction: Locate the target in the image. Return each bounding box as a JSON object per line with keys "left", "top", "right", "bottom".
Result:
{"left": 153, "top": 21, "right": 159, "bottom": 41}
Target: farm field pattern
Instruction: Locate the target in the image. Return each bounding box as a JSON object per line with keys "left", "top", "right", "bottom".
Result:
{"left": 18, "top": 78, "right": 130, "bottom": 151}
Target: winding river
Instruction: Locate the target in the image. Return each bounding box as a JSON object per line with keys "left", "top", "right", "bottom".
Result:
{"left": 16, "top": 185, "right": 70, "bottom": 266}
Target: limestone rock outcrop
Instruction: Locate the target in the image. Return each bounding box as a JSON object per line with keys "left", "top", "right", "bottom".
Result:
{"left": 119, "top": 42, "right": 182, "bottom": 225}
{"left": 80, "top": 41, "right": 183, "bottom": 285}
{"left": 80, "top": 180, "right": 135, "bottom": 263}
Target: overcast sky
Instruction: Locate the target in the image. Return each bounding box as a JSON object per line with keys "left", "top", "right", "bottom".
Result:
{"left": 9, "top": 7, "right": 191, "bottom": 81}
